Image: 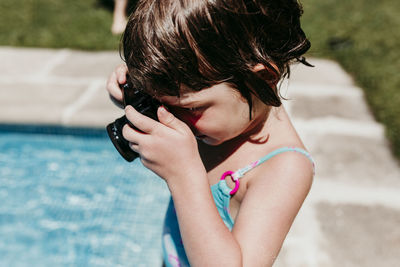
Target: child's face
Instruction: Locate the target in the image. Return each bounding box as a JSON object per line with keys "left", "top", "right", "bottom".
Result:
{"left": 159, "top": 83, "right": 269, "bottom": 146}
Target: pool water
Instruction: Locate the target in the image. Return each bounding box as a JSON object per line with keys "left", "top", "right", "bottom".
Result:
{"left": 0, "top": 125, "right": 170, "bottom": 267}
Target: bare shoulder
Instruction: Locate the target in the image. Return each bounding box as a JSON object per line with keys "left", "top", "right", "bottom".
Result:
{"left": 239, "top": 148, "right": 315, "bottom": 223}
{"left": 248, "top": 148, "right": 314, "bottom": 194}
{"left": 232, "top": 150, "right": 314, "bottom": 265}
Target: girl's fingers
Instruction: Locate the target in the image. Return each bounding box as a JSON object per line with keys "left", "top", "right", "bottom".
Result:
{"left": 116, "top": 64, "right": 128, "bottom": 84}
{"left": 109, "top": 94, "right": 124, "bottom": 109}
{"left": 129, "top": 142, "right": 139, "bottom": 153}
{"left": 106, "top": 70, "right": 124, "bottom": 103}
{"left": 157, "top": 106, "right": 191, "bottom": 133}
{"left": 122, "top": 123, "right": 143, "bottom": 144}
{"left": 125, "top": 105, "right": 158, "bottom": 134}
{"left": 106, "top": 64, "right": 128, "bottom": 105}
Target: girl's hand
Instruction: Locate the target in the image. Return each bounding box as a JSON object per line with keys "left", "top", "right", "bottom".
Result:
{"left": 122, "top": 105, "right": 205, "bottom": 183}
{"left": 106, "top": 64, "right": 128, "bottom": 108}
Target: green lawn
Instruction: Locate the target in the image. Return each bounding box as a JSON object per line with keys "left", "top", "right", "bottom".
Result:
{"left": 302, "top": 0, "right": 400, "bottom": 159}
{"left": 0, "top": 0, "right": 120, "bottom": 50}
{"left": 1, "top": 0, "right": 400, "bottom": 159}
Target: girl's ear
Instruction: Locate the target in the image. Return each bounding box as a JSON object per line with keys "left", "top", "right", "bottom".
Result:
{"left": 252, "top": 63, "right": 279, "bottom": 74}
{"left": 252, "top": 63, "right": 280, "bottom": 86}
{"left": 252, "top": 63, "right": 266, "bottom": 72}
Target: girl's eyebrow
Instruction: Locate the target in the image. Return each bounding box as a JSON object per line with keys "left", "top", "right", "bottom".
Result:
{"left": 159, "top": 95, "right": 201, "bottom": 107}
{"left": 179, "top": 99, "right": 201, "bottom": 107}
{"left": 180, "top": 89, "right": 212, "bottom": 103}
{"left": 178, "top": 94, "right": 202, "bottom": 104}
{"left": 175, "top": 94, "right": 204, "bottom": 104}
{"left": 160, "top": 88, "right": 211, "bottom": 106}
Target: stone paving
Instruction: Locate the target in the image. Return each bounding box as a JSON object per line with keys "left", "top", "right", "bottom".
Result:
{"left": 1, "top": 47, "right": 399, "bottom": 266}
{"left": 0, "top": 47, "right": 123, "bottom": 126}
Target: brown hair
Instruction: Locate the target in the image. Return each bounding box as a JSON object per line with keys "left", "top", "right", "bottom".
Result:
{"left": 122, "top": 0, "right": 311, "bottom": 111}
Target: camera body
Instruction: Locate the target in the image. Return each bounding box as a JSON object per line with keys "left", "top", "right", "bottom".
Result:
{"left": 106, "top": 81, "right": 161, "bottom": 162}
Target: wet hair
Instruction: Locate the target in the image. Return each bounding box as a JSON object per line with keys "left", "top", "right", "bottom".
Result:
{"left": 122, "top": 0, "right": 311, "bottom": 112}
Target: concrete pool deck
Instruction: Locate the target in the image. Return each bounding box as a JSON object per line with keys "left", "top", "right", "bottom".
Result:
{"left": 1, "top": 46, "right": 400, "bottom": 266}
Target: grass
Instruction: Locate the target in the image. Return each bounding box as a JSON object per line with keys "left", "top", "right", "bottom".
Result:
{"left": 1, "top": 0, "right": 400, "bottom": 159}
{"left": 0, "top": 0, "right": 120, "bottom": 50}
{"left": 301, "top": 0, "right": 400, "bottom": 159}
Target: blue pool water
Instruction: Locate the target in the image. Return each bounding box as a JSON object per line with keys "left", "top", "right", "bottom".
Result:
{"left": 0, "top": 125, "right": 170, "bottom": 267}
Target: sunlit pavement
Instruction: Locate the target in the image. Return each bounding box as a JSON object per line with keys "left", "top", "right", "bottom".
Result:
{"left": 1, "top": 46, "right": 399, "bottom": 266}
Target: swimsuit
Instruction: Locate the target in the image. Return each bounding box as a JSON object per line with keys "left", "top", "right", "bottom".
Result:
{"left": 162, "top": 147, "right": 315, "bottom": 267}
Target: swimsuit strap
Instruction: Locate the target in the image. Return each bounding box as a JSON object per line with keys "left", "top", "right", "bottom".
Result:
{"left": 233, "top": 146, "right": 315, "bottom": 180}
{"left": 221, "top": 147, "right": 315, "bottom": 195}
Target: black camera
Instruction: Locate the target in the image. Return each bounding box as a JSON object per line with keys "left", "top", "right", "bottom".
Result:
{"left": 106, "top": 80, "right": 161, "bottom": 162}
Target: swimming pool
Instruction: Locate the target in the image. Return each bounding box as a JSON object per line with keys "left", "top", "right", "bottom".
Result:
{"left": 0, "top": 124, "right": 170, "bottom": 267}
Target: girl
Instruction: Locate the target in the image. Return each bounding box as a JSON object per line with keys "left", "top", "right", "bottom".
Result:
{"left": 106, "top": 0, "right": 315, "bottom": 266}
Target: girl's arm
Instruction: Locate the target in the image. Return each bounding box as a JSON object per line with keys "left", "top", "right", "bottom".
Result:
{"left": 167, "top": 171, "right": 244, "bottom": 266}
{"left": 231, "top": 152, "right": 314, "bottom": 266}
{"left": 123, "top": 105, "right": 243, "bottom": 266}
{"left": 123, "top": 105, "right": 313, "bottom": 266}
{"left": 170, "top": 151, "right": 313, "bottom": 267}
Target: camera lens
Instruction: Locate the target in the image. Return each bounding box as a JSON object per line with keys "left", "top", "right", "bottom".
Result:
{"left": 106, "top": 115, "right": 138, "bottom": 162}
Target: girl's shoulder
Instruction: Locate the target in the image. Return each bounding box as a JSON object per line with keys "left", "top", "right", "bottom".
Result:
{"left": 228, "top": 145, "right": 314, "bottom": 264}
{"left": 225, "top": 143, "right": 315, "bottom": 203}
{"left": 243, "top": 144, "right": 315, "bottom": 197}
{"left": 243, "top": 107, "right": 315, "bottom": 187}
